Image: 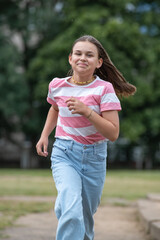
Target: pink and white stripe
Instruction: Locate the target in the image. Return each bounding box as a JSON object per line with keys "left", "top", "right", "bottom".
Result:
{"left": 47, "top": 76, "right": 121, "bottom": 144}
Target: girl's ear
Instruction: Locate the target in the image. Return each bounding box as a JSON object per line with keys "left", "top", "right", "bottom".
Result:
{"left": 68, "top": 54, "right": 72, "bottom": 65}
{"left": 97, "top": 58, "right": 103, "bottom": 69}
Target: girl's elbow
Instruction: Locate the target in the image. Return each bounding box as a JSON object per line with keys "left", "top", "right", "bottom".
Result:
{"left": 109, "top": 131, "right": 119, "bottom": 142}
{"left": 109, "top": 136, "right": 118, "bottom": 142}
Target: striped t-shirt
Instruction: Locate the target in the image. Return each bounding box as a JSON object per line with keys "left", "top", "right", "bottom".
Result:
{"left": 47, "top": 75, "right": 121, "bottom": 145}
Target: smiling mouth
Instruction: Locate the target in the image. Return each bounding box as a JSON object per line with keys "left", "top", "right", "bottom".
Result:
{"left": 77, "top": 63, "right": 88, "bottom": 67}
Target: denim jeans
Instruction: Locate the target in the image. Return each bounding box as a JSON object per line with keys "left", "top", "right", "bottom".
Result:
{"left": 51, "top": 138, "right": 107, "bottom": 240}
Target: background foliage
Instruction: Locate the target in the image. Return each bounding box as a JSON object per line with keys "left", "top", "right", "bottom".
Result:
{"left": 0, "top": 0, "right": 160, "bottom": 167}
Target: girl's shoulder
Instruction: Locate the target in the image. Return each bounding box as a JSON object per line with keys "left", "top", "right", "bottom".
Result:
{"left": 95, "top": 76, "right": 115, "bottom": 92}
{"left": 49, "top": 77, "right": 69, "bottom": 88}
{"left": 96, "top": 76, "right": 112, "bottom": 86}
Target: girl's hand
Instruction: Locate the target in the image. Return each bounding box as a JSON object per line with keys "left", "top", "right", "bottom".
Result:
{"left": 36, "top": 137, "right": 48, "bottom": 157}
{"left": 66, "top": 97, "right": 91, "bottom": 117}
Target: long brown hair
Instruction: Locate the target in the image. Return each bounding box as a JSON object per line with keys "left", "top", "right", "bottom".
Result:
{"left": 68, "top": 35, "right": 136, "bottom": 97}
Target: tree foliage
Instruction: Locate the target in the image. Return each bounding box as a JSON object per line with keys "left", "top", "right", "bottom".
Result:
{"left": 0, "top": 33, "right": 29, "bottom": 136}
{"left": 0, "top": 0, "right": 160, "bottom": 163}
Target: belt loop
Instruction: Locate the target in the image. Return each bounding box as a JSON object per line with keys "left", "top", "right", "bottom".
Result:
{"left": 70, "top": 140, "right": 74, "bottom": 150}
{"left": 94, "top": 144, "right": 96, "bottom": 155}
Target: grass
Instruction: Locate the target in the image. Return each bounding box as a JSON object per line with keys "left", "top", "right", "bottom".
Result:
{"left": 0, "top": 169, "right": 57, "bottom": 196}
{"left": 0, "top": 169, "right": 55, "bottom": 231}
{"left": 0, "top": 169, "right": 160, "bottom": 230}
{"left": 0, "top": 200, "right": 52, "bottom": 230}
{"left": 0, "top": 169, "right": 159, "bottom": 199}
{"left": 103, "top": 169, "right": 160, "bottom": 200}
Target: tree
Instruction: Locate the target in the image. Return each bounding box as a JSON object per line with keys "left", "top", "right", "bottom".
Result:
{"left": 0, "top": 33, "right": 29, "bottom": 138}
{"left": 1, "top": 0, "right": 159, "bottom": 166}
{"left": 0, "top": 0, "right": 65, "bottom": 140}
{"left": 28, "top": 0, "right": 160, "bottom": 165}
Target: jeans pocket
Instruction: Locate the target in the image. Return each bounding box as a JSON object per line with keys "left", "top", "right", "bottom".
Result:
{"left": 51, "top": 142, "right": 70, "bottom": 169}
{"left": 53, "top": 142, "right": 68, "bottom": 152}
{"left": 94, "top": 149, "right": 107, "bottom": 162}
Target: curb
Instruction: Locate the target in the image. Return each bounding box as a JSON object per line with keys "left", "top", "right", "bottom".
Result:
{"left": 151, "top": 222, "right": 160, "bottom": 240}
{"left": 137, "top": 194, "right": 160, "bottom": 240}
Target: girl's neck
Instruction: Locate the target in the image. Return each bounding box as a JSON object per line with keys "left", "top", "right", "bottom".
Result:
{"left": 71, "top": 74, "right": 95, "bottom": 85}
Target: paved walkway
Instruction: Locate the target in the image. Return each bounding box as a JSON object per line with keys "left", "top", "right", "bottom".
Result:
{"left": 0, "top": 196, "right": 152, "bottom": 240}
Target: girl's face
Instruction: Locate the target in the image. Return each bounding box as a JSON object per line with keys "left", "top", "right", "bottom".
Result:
{"left": 69, "top": 41, "right": 103, "bottom": 76}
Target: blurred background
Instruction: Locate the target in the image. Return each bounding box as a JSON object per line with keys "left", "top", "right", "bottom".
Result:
{"left": 0, "top": 0, "right": 160, "bottom": 170}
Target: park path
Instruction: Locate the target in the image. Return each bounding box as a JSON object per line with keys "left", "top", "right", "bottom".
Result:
{"left": 0, "top": 197, "right": 151, "bottom": 240}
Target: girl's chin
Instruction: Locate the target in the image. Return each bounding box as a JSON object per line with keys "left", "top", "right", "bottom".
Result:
{"left": 74, "top": 67, "right": 90, "bottom": 73}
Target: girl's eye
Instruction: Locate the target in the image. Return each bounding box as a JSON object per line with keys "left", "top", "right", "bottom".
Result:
{"left": 74, "top": 52, "right": 93, "bottom": 57}
{"left": 75, "top": 52, "right": 81, "bottom": 55}
{"left": 87, "top": 54, "right": 93, "bottom": 57}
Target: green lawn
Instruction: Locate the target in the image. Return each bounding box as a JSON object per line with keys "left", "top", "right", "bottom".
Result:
{"left": 0, "top": 169, "right": 159, "bottom": 200}
{"left": 103, "top": 169, "right": 160, "bottom": 200}
{"left": 0, "top": 169, "right": 56, "bottom": 197}
{"left": 0, "top": 169, "right": 159, "bottom": 230}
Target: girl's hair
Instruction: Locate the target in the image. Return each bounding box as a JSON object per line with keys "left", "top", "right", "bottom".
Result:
{"left": 68, "top": 35, "right": 136, "bottom": 96}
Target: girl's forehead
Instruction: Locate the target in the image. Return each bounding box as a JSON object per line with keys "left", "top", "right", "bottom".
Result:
{"left": 73, "top": 41, "right": 98, "bottom": 53}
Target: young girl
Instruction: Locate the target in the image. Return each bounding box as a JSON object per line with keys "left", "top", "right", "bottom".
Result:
{"left": 36, "top": 35, "right": 136, "bottom": 240}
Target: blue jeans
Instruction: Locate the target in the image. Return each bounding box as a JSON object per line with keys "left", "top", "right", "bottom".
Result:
{"left": 51, "top": 138, "right": 107, "bottom": 240}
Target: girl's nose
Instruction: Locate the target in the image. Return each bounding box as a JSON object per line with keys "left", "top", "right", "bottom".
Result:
{"left": 80, "top": 54, "right": 86, "bottom": 61}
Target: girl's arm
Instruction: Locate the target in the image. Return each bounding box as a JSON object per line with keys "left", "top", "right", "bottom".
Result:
{"left": 85, "top": 109, "right": 119, "bottom": 142}
{"left": 36, "top": 105, "right": 58, "bottom": 157}
{"left": 66, "top": 97, "right": 119, "bottom": 142}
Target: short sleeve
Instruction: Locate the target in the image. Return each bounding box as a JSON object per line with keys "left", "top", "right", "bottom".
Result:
{"left": 46, "top": 79, "right": 58, "bottom": 106}
{"left": 100, "top": 83, "right": 121, "bottom": 112}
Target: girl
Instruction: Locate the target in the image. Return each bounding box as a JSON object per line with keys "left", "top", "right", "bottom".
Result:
{"left": 36, "top": 35, "right": 136, "bottom": 240}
